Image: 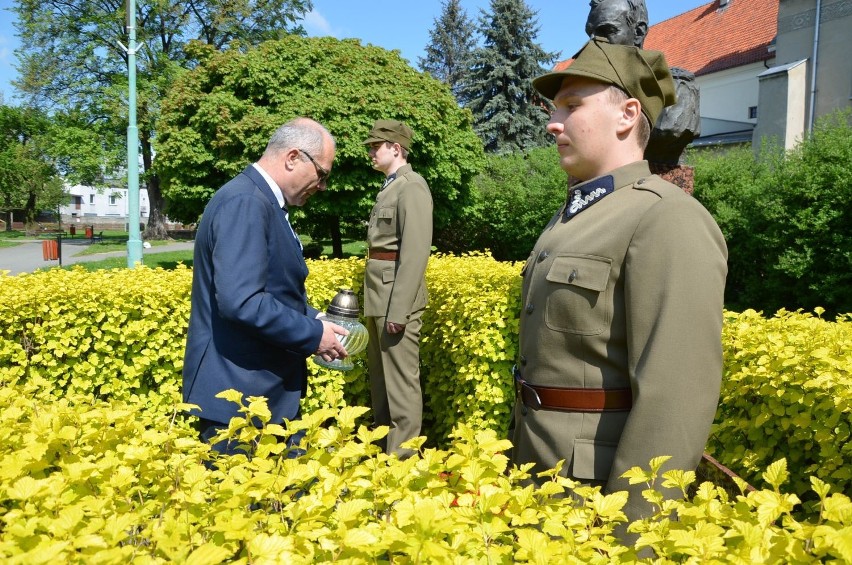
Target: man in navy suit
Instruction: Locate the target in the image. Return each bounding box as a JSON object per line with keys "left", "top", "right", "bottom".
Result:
{"left": 183, "top": 117, "right": 349, "bottom": 455}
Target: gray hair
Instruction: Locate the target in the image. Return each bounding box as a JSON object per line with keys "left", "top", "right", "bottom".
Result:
{"left": 265, "top": 117, "right": 335, "bottom": 158}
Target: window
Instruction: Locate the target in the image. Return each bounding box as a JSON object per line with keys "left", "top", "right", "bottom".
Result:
{"left": 89, "top": 194, "right": 94, "bottom": 204}
{"left": 748, "top": 106, "right": 758, "bottom": 119}
{"left": 109, "top": 195, "right": 118, "bottom": 205}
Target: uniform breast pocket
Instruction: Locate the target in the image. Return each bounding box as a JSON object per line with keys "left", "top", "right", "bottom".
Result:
{"left": 376, "top": 207, "right": 396, "bottom": 233}
{"left": 544, "top": 254, "right": 612, "bottom": 335}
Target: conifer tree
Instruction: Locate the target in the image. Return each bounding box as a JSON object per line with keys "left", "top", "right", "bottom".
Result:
{"left": 463, "top": 0, "right": 558, "bottom": 153}
{"left": 418, "top": 0, "right": 477, "bottom": 104}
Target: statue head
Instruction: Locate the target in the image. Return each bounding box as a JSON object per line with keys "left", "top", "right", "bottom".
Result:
{"left": 585, "top": 0, "right": 648, "bottom": 48}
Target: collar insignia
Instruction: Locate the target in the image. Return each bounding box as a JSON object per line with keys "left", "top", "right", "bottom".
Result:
{"left": 563, "top": 175, "right": 615, "bottom": 220}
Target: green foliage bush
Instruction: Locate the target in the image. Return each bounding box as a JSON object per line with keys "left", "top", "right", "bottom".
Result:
{"left": 156, "top": 35, "right": 485, "bottom": 242}
{"left": 690, "top": 109, "right": 852, "bottom": 317}
{"left": 435, "top": 146, "right": 566, "bottom": 261}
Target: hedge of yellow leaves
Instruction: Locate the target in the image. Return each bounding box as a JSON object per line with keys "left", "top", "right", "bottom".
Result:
{"left": 1, "top": 258, "right": 850, "bottom": 503}
{"left": 710, "top": 308, "right": 852, "bottom": 502}
{"left": 0, "top": 258, "right": 851, "bottom": 562}
{"left": 0, "top": 381, "right": 849, "bottom": 563}
{"left": 0, "top": 254, "right": 520, "bottom": 440}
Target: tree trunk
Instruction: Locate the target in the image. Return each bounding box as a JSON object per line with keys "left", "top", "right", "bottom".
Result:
{"left": 330, "top": 215, "right": 343, "bottom": 258}
{"left": 140, "top": 134, "right": 170, "bottom": 240}
{"left": 24, "top": 190, "right": 37, "bottom": 226}
{"left": 143, "top": 175, "right": 170, "bottom": 240}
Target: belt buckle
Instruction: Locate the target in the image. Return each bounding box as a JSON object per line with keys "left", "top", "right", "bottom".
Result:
{"left": 513, "top": 365, "right": 541, "bottom": 411}
{"left": 523, "top": 382, "right": 542, "bottom": 410}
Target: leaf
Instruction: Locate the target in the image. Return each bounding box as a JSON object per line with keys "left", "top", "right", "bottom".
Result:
{"left": 342, "top": 527, "right": 380, "bottom": 550}
{"left": 763, "top": 459, "right": 789, "bottom": 490}
{"left": 247, "top": 533, "right": 294, "bottom": 560}
{"left": 8, "top": 476, "right": 46, "bottom": 500}
{"left": 185, "top": 543, "right": 235, "bottom": 565}
{"left": 215, "top": 389, "right": 244, "bottom": 405}
{"left": 591, "top": 490, "right": 628, "bottom": 519}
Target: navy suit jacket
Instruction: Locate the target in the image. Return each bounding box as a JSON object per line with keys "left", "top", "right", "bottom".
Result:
{"left": 182, "top": 165, "right": 323, "bottom": 425}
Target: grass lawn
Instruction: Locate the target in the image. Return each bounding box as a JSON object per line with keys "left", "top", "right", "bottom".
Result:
{"left": 0, "top": 230, "right": 30, "bottom": 247}
{"left": 304, "top": 237, "right": 366, "bottom": 259}
{"left": 66, "top": 250, "right": 195, "bottom": 272}
{"left": 69, "top": 236, "right": 366, "bottom": 271}
{"left": 74, "top": 237, "right": 186, "bottom": 256}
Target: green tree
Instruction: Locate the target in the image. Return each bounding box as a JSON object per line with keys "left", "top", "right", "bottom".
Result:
{"left": 0, "top": 105, "right": 65, "bottom": 229}
{"left": 690, "top": 144, "right": 777, "bottom": 312}
{"left": 462, "top": 0, "right": 557, "bottom": 154}
{"left": 764, "top": 110, "right": 852, "bottom": 315}
{"left": 13, "top": 0, "right": 312, "bottom": 239}
{"left": 418, "top": 0, "right": 478, "bottom": 105}
{"left": 156, "top": 36, "right": 485, "bottom": 257}
{"left": 435, "top": 146, "right": 566, "bottom": 260}
{"left": 690, "top": 109, "right": 852, "bottom": 317}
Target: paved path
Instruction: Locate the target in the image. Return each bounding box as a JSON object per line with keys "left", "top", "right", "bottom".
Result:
{"left": 0, "top": 238, "right": 195, "bottom": 276}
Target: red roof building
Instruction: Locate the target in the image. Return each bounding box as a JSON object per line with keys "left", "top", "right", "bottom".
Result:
{"left": 550, "top": 1, "right": 851, "bottom": 149}
{"left": 644, "top": 0, "right": 778, "bottom": 77}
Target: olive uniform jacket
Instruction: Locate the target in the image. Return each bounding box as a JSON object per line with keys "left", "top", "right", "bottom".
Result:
{"left": 364, "top": 164, "right": 433, "bottom": 323}
{"left": 510, "top": 161, "right": 727, "bottom": 523}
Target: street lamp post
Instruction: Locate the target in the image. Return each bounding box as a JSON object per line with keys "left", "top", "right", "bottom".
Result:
{"left": 122, "top": 0, "right": 143, "bottom": 267}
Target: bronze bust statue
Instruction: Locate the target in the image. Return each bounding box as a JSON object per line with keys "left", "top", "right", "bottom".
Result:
{"left": 585, "top": 0, "right": 700, "bottom": 170}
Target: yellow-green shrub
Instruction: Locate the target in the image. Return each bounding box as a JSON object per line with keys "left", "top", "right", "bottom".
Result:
{"left": 0, "top": 266, "right": 191, "bottom": 414}
{"left": 2, "top": 258, "right": 851, "bottom": 506}
{"left": 0, "top": 383, "right": 849, "bottom": 564}
{"left": 710, "top": 308, "right": 852, "bottom": 502}
{"left": 421, "top": 253, "right": 522, "bottom": 440}
{"left": 0, "top": 254, "right": 522, "bottom": 442}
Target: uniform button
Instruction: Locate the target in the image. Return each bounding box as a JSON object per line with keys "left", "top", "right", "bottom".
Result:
{"left": 537, "top": 250, "right": 549, "bottom": 262}
{"left": 568, "top": 269, "right": 577, "bottom": 283}
{"left": 525, "top": 303, "right": 534, "bottom": 314}
{"left": 637, "top": 178, "right": 646, "bottom": 185}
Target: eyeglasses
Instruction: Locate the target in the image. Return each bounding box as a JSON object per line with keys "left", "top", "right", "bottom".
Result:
{"left": 299, "top": 149, "right": 330, "bottom": 184}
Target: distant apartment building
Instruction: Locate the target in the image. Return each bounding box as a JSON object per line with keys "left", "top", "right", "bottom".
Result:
{"left": 61, "top": 185, "right": 150, "bottom": 222}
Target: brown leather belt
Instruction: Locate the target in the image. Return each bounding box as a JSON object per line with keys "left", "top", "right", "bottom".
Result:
{"left": 514, "top": 370, "right": 632, "bottom": 413}
{"left": 369, "top": 250, "right": 399, "bottom": 261}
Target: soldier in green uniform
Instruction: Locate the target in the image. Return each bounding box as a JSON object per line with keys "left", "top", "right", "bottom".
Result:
{"left": 510, "top": 38, "right": 728, "bottom": 528}
{"left": 363, "top": 120, "right": 433, "bottom": 457}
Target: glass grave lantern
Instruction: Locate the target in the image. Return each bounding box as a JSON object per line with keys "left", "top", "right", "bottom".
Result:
{"left": 313, "top": 288, "right": 368, "bottom": 371}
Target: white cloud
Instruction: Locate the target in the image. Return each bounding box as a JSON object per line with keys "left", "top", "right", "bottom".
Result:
{"left": 302, "top": 9, "right": 338, "bottom": 38}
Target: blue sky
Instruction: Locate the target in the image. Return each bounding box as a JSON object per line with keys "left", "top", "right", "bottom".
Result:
{"left": 0, "top": 0, "right": 708, "bottom": 105}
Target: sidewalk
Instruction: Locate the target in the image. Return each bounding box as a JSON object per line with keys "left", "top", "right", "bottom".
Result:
{"left": 0, "top": 238, "right": 195, "bottom": 276}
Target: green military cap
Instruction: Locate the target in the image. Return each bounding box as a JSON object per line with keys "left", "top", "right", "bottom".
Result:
{"left": 533, "top": 37, "right": 676, "bottom": 126}
{"left": 363, "top": 119, "right": 413, "bottom": 151}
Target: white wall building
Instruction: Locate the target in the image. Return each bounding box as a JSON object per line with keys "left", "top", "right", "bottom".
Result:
{"left": 644, "top": 0, "right": 779, "bottom": 148}
{"left": 61, "top": 184, "right": 149, "bottom": 222}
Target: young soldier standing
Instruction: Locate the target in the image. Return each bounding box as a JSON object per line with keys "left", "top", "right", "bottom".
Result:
{"left": 510, "top": 38, "right": 728, "bottom": 528}
{"left": 363, "top": 120, "right": 433, "bottom": 458}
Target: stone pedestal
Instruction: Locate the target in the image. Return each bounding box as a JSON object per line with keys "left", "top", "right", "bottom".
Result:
{"left": 649, "top": 162, "right": 694, "bottom": 195}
